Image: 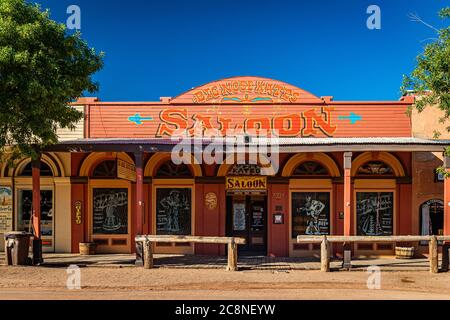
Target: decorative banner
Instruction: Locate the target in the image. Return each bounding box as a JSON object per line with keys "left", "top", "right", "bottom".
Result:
{"left": 204, "top": 192, "right": 218, "bottom": 210}
{"left": 0, "top": 187, "right": 13, "bottom": 234}
{"left": 75, "top": 201, "right": 82, "bottom": 225}
{"left": 117, "top": 159, "right": 136, "bottom": 182}
{"left": 226, "top": 176, "right": 267, "bottom": 191}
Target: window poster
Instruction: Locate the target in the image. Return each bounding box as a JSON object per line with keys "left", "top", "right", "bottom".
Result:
{"left": 356, "top": 192, "right": 393, "bottom": 236}
{"left": 0, "top": 187, "right": 13, "bottom": 234}
{"left": 292, "top": 192, "right": 330, "bottom": 237}
{"left": 93, "top": 188, "right": 128, "bottom": 235}
{"left": 156, "top": 188, "right": 191, "bottom": 235}
{"left": 233, "top": 202, "right": 246, "bottom": 231}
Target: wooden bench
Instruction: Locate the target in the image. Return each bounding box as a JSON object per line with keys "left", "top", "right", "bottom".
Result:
{"left": 135, "top": 235, "right": 246, "bottom": 271}
{"left": 297, "top": 235, "right": 450, "bottom": 273}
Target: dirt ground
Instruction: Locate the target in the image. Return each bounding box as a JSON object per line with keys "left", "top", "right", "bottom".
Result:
{"left": 1, "top": 264, "right": 450, "bottom": 300}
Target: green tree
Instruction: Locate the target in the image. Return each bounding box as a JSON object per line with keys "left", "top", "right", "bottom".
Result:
{"left": 0, "top": 0, "right": 103, "bottom": 160}
{"left": 401, "top": 7, "right": 450, "bottom": 143}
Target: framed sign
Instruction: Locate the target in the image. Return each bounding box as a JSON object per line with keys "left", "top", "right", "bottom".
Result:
{"left": 117, "top": 159, "right": 136, "bottom": 182}
{"left": 92, "top": 188, "right": 128, "bottom": 235}
{"left": 273, "top": 213, "right": 284, "bottom": 224}
{"left": 356, "top": 192, "right": 393, "bottom": 236}
{"left": 156, "top": 188, "right": 191, "bottom": 235}
{"left": 291, "top": 192, "right": 330, "bottom": 237}
{"left": 0, "top": 187, "right": 13, "bottom": 233}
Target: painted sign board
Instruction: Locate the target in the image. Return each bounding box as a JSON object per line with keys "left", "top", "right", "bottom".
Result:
{"left": 117, "top": 159, "right": 136, "bottom": 182}
{"left": 85, "top": 77, "right": 412, "bottom": 139}
{"left": 0, "top": 187, "right": 13, "bottom": 234}
{"left": 226, "top": 176, "right": 267, "bottom": 191}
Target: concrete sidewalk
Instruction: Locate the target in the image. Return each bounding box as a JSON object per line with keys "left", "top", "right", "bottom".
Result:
{"left": 0, "top": 253, "right": 435, "bottom": 271}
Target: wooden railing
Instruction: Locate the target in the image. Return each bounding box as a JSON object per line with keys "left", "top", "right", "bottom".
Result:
{"left": 297, "top": 235, "right": 450, "bottom": 273}
{"left": 135, "top": 235, "right": 246, "bottom": 271}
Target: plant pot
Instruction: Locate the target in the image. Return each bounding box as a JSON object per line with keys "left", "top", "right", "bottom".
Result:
{"left": 395, "top": 246, "right": 415, "bottom": 259}
{"left": 79, "top": 242, "right": 96, "bottom": 255}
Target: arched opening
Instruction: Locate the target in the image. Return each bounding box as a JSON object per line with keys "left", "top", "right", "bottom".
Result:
{"left": 19, "top": 161, "right": 54, "bottom": 177}
{"left": 92, "top": 160, "right": 117, "bottom": 178}
{"left": 419, "top": 199, "right": 444, "bottom": 238}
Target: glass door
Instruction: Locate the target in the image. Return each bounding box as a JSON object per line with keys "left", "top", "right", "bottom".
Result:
{"left": 17, "top": 189, "right": 54, "bottom": 252}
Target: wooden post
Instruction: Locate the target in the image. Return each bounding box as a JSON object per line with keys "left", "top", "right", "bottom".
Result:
{"left": 343, "top": 152, "right": 352, "bottom": 237}
{"left": 442, "top": 244, "right": 449, "bottom": 272}
{"left": 429, "top": 235, "right": 438, "bottom": 274}
{"left": 31, "top": 156, "right": 43, "bottom": 265}
{"left": 321, "top": 235, "right": 330, "bottom": 272}
{"left": 143, "top": 240, "right": 153, "bottom": 269}
{"left": 227, "top": 240, "right": 238, "bottom": 271}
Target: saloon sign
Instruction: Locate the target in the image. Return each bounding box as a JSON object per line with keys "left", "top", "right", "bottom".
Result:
{"left": 156, "top": 106, "right": 337, "bottom": 137}
{"left": 226, "top": 177, "right": 267, "bottom": 191}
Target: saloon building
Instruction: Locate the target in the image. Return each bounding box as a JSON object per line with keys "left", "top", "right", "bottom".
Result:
{"left": 0, "top": 76, "right": 449, "bottom": 258}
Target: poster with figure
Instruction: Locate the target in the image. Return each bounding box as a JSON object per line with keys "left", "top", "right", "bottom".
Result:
{"left": 0, "top": 187, "right": 13, "bottom": 233}
{"left": 93, "top": 188, "right": 128, "bottom": 234}
{"left": 156, "top": 188, "right": 191, "bottom": 235}
{"left": 233, "top": 202, "right": 246, "bottom": 231}
{"left": 356, "top": 192, "right": 393, "bottom": 236}
{"left": 291, "top": 192, "right": 330, "bottom": 237}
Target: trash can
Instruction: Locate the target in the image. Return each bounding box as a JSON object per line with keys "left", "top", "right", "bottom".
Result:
{"left": 4, "top": 232, "right": 32, "bottom": 266}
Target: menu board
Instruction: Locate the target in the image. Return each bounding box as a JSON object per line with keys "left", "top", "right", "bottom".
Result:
{"left": 291, "top": 192, "right": 330, "bottom": 237}
{"left": 251, "top": 205, "right": 264, "bottom": 231}
{"left": 356, "top": 192, "right": 393, "bottom": 236}
{"left": 0, "top": 187, "right": 13, "bottom": 233}
{"left": 156, "top": 188, "right": 191, "bottom": 235}
{"left": 93, "top": 188, "right": 128, "bottom": 234}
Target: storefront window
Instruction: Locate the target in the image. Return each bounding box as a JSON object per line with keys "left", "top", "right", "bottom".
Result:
{"left": 291, "top": 192, "right": 330, "bottom": 237}
{"left": 92, "top": 188, "right": 128, "bottom": 234}
{"left": 156, "top": 188, "right": 191, "bottom": 235}
{"left": 17, "top": 190, "right": 53, "bottom": 236}
{"left": 356, "top": 192, "right": 393, "bottom": 236}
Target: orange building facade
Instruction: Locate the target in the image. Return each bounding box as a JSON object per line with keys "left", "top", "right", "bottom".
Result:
{"left": 2, "top": 76, "right": 449, "bottom": 258}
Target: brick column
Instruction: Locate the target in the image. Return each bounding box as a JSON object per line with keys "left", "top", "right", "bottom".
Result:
{"left": 445, "top": 156, "right": 450, "bottom": 236}
{"left": 134, "top": 151, "right": 144, "bottom": 266}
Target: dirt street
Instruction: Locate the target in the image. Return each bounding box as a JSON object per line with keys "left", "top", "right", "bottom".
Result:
{"left": 1, "top": 265, "right": 449, "bottom": 300}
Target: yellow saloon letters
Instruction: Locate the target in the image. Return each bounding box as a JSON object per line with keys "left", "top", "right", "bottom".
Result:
{"left": 226, "top": 176, "right": 267, "bottom": 191}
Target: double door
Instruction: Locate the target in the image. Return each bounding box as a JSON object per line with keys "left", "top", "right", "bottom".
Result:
{"left": 227, "top": 195, "right": 267, "bottom": 254}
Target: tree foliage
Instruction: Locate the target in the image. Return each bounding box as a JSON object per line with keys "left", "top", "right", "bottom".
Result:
{"left": 401, "top": 7, "right": 450, "bottom": 136}
{"left": 0, "top": 0, "right": 103, "bottom": 159}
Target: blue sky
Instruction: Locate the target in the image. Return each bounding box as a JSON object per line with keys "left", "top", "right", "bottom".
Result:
{"left": 37, "top": 0, "right": 448, "bottom": 101}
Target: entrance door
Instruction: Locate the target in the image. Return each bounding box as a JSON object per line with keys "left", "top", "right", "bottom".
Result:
{"left": 420, "top": 199, "right": 444, "bottom": 243}
{"left": 227, "top": 195, "right": 267, "bottom": 254}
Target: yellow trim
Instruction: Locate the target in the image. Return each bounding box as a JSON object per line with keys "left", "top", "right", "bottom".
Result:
{"left": 351, "top": 152, "right": 405, "bottom": 177}
{"left": 79, "top": 152, "right": 134, "bottom": 177}
{"left": 217, "top": 153, "right": 277, "bottom": 176}
{"left": 88, "top": 179, "right": 132, "bottom": 253}
{"left": 354, "top": 179, "right": 396, "bottom": 189}
{"left": 281, "top": 153, "right": 340, "bottom": 177}
{"left": 152, "top": 179, "right": 195, "bottom": 254}
{"left": 289, "top": 178, "right": 332, "bottom": 189}
{"left": 289, "top": 188, "right": 334, "bottom": 257}
{"left": 144, "top": 152, "right": 202, "bottom": 177}
{"left": 11, "top": 153, "right": 64, "bottom": 177}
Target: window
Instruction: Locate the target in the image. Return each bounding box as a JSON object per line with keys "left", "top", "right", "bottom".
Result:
{"left": 92, "top": 188, "right": 128, "bottom": 234}
{"left": 293, "top": 161, "right": 328, "bottom": 176}
{"left": 155, "top": 161, "right": 192, "bottom": 178}
{"left": 20, "top": 162, "right": 53, "bottom": 176}
{"left": 291, "top": 192, "right": 330, "bottom": 237}
{"left": 357, "top": 161, "right": 393, "bottom": 176}
{"left": 17, "top": 190, "right": 53, "bottom": 236}
{"left": 156, "top": 188, "right": 191, "bottom": 235}
{"left": 92, "top": 160, "right": 117, "bottom": 178}
{"left": 356, "top": 192, "right": 393, "bottom": 236}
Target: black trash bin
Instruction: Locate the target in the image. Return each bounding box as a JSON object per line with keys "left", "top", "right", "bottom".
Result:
{"left": 4, "top": 232, "right": 32, "bottom": 266}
